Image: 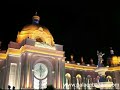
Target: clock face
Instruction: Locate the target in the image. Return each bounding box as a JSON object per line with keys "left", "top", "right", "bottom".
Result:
{"left": 34, "top": 63, "right": 48, "bottom": 79}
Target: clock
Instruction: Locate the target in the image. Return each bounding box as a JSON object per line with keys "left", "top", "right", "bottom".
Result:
{"left": 34, "top": 63, "right": 48, "bottom": 79}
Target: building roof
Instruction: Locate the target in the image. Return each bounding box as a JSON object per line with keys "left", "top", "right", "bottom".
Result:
{"left": 16, "top": 14, "right": 55, "bottom": 46}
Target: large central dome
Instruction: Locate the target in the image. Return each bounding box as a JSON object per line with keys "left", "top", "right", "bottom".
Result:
{"left": 16, "top": 13, "right": 55, "bottom": 46}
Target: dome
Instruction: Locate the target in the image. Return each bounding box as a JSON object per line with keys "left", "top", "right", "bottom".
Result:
{"left": 22, "top": 24, "right": 52, "bottom": 36}
{"left": 16, "top": 14, "right": 55, "bottom": 46}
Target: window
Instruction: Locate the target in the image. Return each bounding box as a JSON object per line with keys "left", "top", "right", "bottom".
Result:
{"left": 106, "top": 76, "right": 112, "bottom": 82}
{"left": 8, "top": 63, "right": 17, "bottom": 87}
{"left": 76, "top": 74, "right": 82, "bottom": 89}
{"left": 65, "top": 73, "right": 71, "bottom": 89}
{"left": 86, "top": 75, "right": 92, "bottom": 89}
{"left": 34, "top": 77, "right": 47, "bottom": 89}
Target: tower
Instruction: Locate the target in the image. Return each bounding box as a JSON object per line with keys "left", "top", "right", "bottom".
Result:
{"left": 0, "top": 14, "right": 65, "bottom": 89}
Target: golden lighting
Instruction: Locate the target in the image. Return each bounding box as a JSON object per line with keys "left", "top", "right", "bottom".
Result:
{"left": 0, "top": 45, "right": 64, "bottom": 60}
{"left": 65, "top": 73, "right": 71, "bottom": 78}
{"left": 65, "top": 63, "right": 120, "bottom": 71}
{"left": 111, "top": 56, "right": 119, "bottom": 65}
{"left": 76, "top": 74, "right": 81, "bottom": 78}
{"left": 106, "top": 75, "right": 112, "bottom": 79}
{"left": 108, "top": 66, "right": 120, "bottom": 71}
{"left": 65, "top": 63, "right": 96, "bottom": 70}
{"left": 16, "top": 25, "right": 55, "bottom": 46}
{"left": 0, "top": 53, "right": 7, "bottom": 60}
{"left": 33, "top": 16, "right": 40, "bottom": 20}
{"left": 26, "top": 69, "right": 30, "bottom": 88}
{"left": 118, "top": 56, "right": 120, "bottom": 63}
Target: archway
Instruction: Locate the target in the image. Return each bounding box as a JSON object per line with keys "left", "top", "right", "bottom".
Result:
{"left": 106, "top": 75, "right": 112, "bottom": 82}
{"left": 86, "top": 75, "right": 92, "bottom": 89}
{"left": 32, "top": 57, "right": 54, "bottom": 89}
{"left": 65, "top": 73, "right": 71, "bottom": 89}
{"left": 76, "top": 74, "right": 82, "bottom": 89}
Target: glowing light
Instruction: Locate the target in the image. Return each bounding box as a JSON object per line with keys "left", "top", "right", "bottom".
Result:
{"left": 8, "top": 63, "right": 17, "bottom": 88}
{"left": 16, "top": 25, "right": 55, "bottom": 46}
{"left": 0, "top": 53, "right": 7, "bottom": 59}
{"left": 65, "top": 63, "right": 96, "bottom": 70}
{"left": 112, "top": 56, "right": 119, "bottom": 65}
{"left": 76, "top": 74, "right": 81, "bottom": 78}
{"left": 118, "top": 56, "right": 120, "bottom": 63}
{"left": 26, "top": 67, "right": 30, "bottom": 88}
{"left": 0, "top": 45, "right": 64, "bottom": 59}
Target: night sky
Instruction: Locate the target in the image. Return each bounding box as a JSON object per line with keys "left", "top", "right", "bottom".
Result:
{"left": 0, "top": 2, "right": 120, "bottom": 64}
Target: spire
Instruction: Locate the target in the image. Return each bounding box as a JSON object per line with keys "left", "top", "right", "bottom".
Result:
{"left": 70, "top": 54, "right": 75, "bottom": 64}
{"left": 80, "top": 57, "right": 85, "bottom": 65}
{"left": 90, "top": 58, "right": 95, "bottom": 66}
{"left": 32, "top": 12, "right": 40, "bottom": 24}
{"left": 70, "top": 54, "right": 74, "bottom": 61}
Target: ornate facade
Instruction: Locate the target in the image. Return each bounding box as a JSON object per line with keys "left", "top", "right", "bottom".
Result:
{"left": 0, "top": 14, "right": 120, "bottom": 89}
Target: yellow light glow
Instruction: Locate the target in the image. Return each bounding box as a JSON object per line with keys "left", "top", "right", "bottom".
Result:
{"left": 76, "top": 74, "right": 81, "bottom": 78}
{"left": 26, "top": 70, "right": 30, "bottom": 88}
{"left": 65, "top": 63, "right": 120, "bottom": 71}
{"left": 33, "top": 16, "right": 40, "bottom": 20}
{"left": 65, "top": 63, "right": 96, "bottom": 70}
{"left": 118, "top": 56, "right": 120, "bottom": 63}
{"left": 65, "top": 73, "right": 71, "bottom": 78}
{"left": 106, "top": 75, "right": 112, "bottom": 79}
{"left": 0, "top": 53, "right": 7, "bottom": 59}
{"left": 16, "top": 25, "right": 55, "bottom": 46}
{"left": 0, "top": 45, "right": 64, "bottom": 60}
{"left": 108, "top": 66, "right": 120, "bottom": 71}
{"left": 111, "top": 56, "right": 119, "bottom": 65}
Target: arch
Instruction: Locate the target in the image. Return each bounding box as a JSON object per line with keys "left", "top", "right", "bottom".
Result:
{"left": 65, "top": 73, "right": 71, "bottom": 79}
{"left": 87, "top": 75, "right": 92, "bottom": 83}
{"left": 76, "top": 74, "right": 82, "bottom": 89}
{"left": 32, "top": 57, "right": 54, "bottom": 89}
{"left": 76, "top": 74, "right": 81, "bottom": 79}
{"left": 106, "top": 75, "right": 112, "bottom": 82}
{"left": 86, "top": 75, "right": 92, "bottom": 89}
{"left": 65, "top": 73, "right": 71, "bottom": 89}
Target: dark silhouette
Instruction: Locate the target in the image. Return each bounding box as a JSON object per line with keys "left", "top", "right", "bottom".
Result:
{"left": 80, "top": 57, "right": 85, "bottom": 65}
{"left": 70, "top": 54, "right": 75, "bottom": 64}
{"left": 90, "top": 58, "right": 95, "bottom": 66}
{"left": 8, "top": 85, "right": 11, "bottom": 90}
{"left": 96, "top": 88, "right": 100, "bottom": 90}
{"left": 45, "top": 85, "right": 54, "bottom": 90}
{"left": 13, "top": 86, "right": 15, "bottom": 90}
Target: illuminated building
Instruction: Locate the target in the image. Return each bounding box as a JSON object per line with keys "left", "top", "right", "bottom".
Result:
{"left": 0, "top": 13, "right": 120, "bottom": 89}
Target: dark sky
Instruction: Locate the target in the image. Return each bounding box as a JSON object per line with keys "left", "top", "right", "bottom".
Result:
{"left": 0, "top": 2, "right": 120, "bottom": 64}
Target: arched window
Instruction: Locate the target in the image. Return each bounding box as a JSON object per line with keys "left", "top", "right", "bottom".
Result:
{"left": 76, "top": 74, "right": 82, "bottom": 89}
{"left": 87, "top": 75, "right": 92, "bottom": 84}
{"left": 106, "top": 75, "right": 112, "bottom": 82}
{"left": 86, "top": 75, "right": 92, "bottom": 89}
{"left": 65, "top": 73, "right": 71, "bottom": 89}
